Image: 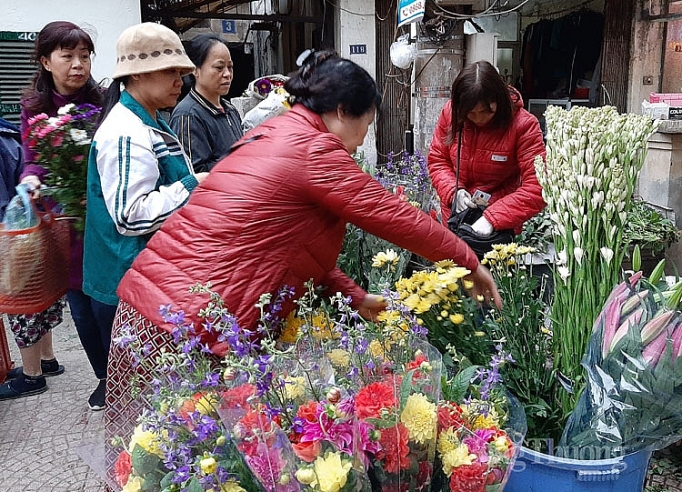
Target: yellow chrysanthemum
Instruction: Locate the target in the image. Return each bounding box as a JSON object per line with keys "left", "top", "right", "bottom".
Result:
{"left": 369, "top": 339, "right": 387, "bottom": 358}
{"left": 122, "top": 476, "right": 144, "bottom": 492}
{"left": 219, "top": 482, "right": 247, "bottom": 492}
{"left": 441, "top": 445, "right": 476, "bottom": 475}
{"left": 492, "top": 435, "right": 510, "bottom": 453}
{"left": 310, "top": 313, "right": 337, "bottom": 340}
{"left": 312, "top": 451, "right": 353, "bottom": 492}
{"left": 400, "top": 393, "right": 437, "bottom": 444}
{"left": 372, "top": 250, "right": 399, "bottom": 268}
{"left": 377, "top": 309, "right": 400, "bottom": 323}
{"left": 437, "top": 428, "right": 459, "bottom": 455}
{"left": 200, "top": 455, "right": 218, "bottom": 475}
{"left": 283, "top": 376, "right": 307, "bottom": 400}
{"left": 449, "top": 313, "right": 464, "bottom": 325}
{"left": 128, "top": 424, "right": 164, "bottom": 458}
{"left": 434, "top": 259, "right": 455, "bottom": 270}
{"left": 327, "top": 349, "right": 351, "bottom": 369}
{"left": 279, "top": 312, "right": 302, "bottom": 343}
{"left": 195, "top": 392, "right": 219, "bottom": 415}
{"left": 461, "top": 402, "right": 501, "bottom": 429}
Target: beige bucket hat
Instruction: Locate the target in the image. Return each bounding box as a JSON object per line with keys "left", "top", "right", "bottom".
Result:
{"left": 113, "top": 22, "right": 195, "bottom": 79}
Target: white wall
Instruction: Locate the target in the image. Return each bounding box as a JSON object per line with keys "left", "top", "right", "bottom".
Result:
{"left": 1, "top": 0, "right": 142, "bottom": 83}
{"left": 336, "top": 0, "right": 378, "bottom": 166}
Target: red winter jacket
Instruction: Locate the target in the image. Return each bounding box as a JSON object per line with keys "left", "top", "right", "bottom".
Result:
{"left": 428, "top": 88, "right": 546, "bottom": 233}
{"left": 117, "top": 104, "right": 479, "bottom": 356}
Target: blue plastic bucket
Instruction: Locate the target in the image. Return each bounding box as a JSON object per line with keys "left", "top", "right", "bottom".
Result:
{"left": 505, "top": 446, "right": 652, "bottom": 491}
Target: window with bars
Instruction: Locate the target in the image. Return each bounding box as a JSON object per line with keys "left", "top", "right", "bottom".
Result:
{"left": 0, "top": 32, "right": 37, "bottom": 126}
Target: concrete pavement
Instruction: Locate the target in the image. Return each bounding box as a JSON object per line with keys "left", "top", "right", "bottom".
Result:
{"left": 0, "top": 308, "right": 104, "bottom": 491}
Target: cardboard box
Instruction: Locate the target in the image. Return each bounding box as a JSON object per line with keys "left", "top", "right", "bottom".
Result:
{"left": 669, "top": 107, "right": 682, "bottom": 120}
{"left": 650, "top": 92, "right": 682, "bottom": 105}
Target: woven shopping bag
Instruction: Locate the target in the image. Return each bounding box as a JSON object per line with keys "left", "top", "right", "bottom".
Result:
{"left": 0, "top": 205, "right": 70, "bottom": 314}
{"left": 0, "top": 317, "right": 11, "bottom": 383}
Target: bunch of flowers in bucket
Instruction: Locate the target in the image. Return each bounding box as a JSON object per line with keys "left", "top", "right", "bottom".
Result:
{"left": 559, "top": 264, "right": 682, "bottom": 458}
{"left": 279, "top": 282, "right": 445, "bottom": 491}
{"left": 216, "top": 289, "right": 371, "bottom": 492}
{"left": 392, "top": 259, "right": 492, "bottom": 366}
{"left": 23, "top": 102, "right": 101, "bottom": 231}
{"left": 432, "top": 349, "right": 526, "bottom": 492}
{"left": 109, "top": 285, "right": 264, "bottom": 492}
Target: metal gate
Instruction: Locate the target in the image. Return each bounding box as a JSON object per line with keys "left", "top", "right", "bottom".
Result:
{"left": 0, "top": 32, "right": 37, "bottom": 125}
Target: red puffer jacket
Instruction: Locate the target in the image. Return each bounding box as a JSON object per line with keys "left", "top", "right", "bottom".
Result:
{"left": 428, "top": 88, "right": 546, "bottom": 233}
{"left": 117, "top": 104, "right": 479, "bottom": 356}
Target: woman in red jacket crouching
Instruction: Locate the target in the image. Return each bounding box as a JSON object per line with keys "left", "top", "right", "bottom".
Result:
{"left": 105, "top": 50, "right": 501, "bottom": 455}
{"left": 428, "top": 60, "right": 546, "bottom": 258}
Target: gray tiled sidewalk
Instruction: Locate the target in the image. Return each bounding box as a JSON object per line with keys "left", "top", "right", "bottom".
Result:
{"left": 0, "top": 307, "right": 105, "bottom": 492}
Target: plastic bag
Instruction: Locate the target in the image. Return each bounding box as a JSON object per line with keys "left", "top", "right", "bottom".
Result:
{"left": 390, "top": 34, "right": 416, "bottom": 69}
{"left": 242, "top": 87, "right": 292, "bottom": 132}
{"left": 3, "top": 184, "right": 38, "bottom": 230}
{"left": 559, "top": 271, "right": 682, "bottom": 458}
{"left": 244, "top": 74, "right": 289, "bottom": 101}
{"left": 0, "top": 185, "right": 69, "bottom": 312}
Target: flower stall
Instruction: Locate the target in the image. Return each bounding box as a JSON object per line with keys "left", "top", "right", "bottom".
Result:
{"left": 78, "top": 107, "right": 682, "bottom": 491}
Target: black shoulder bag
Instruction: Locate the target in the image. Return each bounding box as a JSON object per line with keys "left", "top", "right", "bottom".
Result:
{"left": 446, "top": 131, "right": 514, "bottom": 259}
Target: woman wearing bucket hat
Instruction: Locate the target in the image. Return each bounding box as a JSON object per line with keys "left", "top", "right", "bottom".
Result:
{"left": 82, "top": 22, "right": 209, "bottom": 411}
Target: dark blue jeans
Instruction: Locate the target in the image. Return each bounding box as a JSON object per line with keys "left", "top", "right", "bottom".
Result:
{"left": 66, "top": 289, "right": 117, "bottom": 380}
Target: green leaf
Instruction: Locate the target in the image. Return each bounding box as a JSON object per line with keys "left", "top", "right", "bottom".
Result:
{"left": 187, "top": 477, "right": 204, "bottom": 492}
{"left": 443, "top": 365, "right": 480, "bottom": 402}
{"left": 633, "top": 244, "right": 642, "bottom": 271}
{"left": 131, "top": 444, "right": 162, "bottom": 476}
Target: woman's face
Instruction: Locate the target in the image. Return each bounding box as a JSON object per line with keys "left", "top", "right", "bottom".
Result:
{"left": 132, "top": 68, "right": 186, "bottom": 113}
{"left": 467, "top": 101, "right": 497, "bottom": 127}
{"left": 330, "top": 107, "right": 376, "bottom": 154}
{"left": 41, "top": 41, "right": 91, "bottom": 96}
{"left": 195, "top": 43, "right": 233, "bottom": 100}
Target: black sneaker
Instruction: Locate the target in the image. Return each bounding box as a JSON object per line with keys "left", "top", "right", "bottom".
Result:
{"left": 6, "top": 359, "right": 65, "bottom": 380}
{"left": 88, "top": 379, "right": 106, "bottom": 411}
{"left": 0, "top": 374, "right": 47, "bottom": 400}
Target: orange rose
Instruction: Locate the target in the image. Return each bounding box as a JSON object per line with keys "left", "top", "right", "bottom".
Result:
{"left": 292, "top": 440, "right": 322, "bottom": 462}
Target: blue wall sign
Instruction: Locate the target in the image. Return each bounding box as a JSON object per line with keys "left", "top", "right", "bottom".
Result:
{"left": 350, "top": 44, "right": 367, "bottom": 55}
{"left": 398, "top": 0, "right": 425, "bottom": 27}
{"left": 222, "top": 20, "right": 236, "bottom": 34}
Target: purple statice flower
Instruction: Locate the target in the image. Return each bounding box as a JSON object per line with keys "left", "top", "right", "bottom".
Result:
{"left": 256, "top": 372, "right": 274, "bottom": 397}
{"left": 475, "top": 349, "right": 513, "bottom": 400}
{"left": 186, "top": 413, "right": 221, "bottom": 444}
{"left": 112, "top": 324, "right": 137, "bottom": 348}
{"left": 202, "top": 372, "right": 220, "bottom": 388}
{"left": 171, "top": 465, "right": 191, "bottom": 484}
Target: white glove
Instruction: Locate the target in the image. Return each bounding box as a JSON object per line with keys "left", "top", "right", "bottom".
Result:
{"left": 471, "top": 216, "right": 494, "bottom": 236}
{"left": 454, "top": 189, "right": 476, "bottom": 213}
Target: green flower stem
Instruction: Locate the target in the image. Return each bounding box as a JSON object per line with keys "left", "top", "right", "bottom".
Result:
{"left": 538, "top": 106, "right": 659, "bottom": 417}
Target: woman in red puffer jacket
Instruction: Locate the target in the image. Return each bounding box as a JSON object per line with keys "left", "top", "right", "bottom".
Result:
{"left": 428, "top": 60, "right": 546, "bottom": 247}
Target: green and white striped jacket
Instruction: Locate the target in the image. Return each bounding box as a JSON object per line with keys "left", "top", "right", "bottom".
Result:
{"left": 83, "top": 90, "right": 198, "bottom": 305}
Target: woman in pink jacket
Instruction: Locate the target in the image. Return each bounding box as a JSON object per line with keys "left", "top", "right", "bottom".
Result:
{"left": 428, "top": 60, "right": 546, "bottom": 253}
